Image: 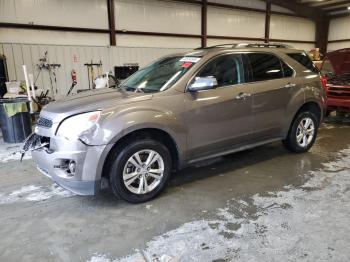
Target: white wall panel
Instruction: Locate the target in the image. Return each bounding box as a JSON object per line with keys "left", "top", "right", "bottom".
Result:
{"left": 115, "top": 0, "right": 201, "bottom": 34}
{"left": 116, "top": 34, "right": 200, "bottom": 48}
{"left": 328, "top": 42, "right": 350, "bottom": 51}
{"left": 207, "top": 39, "right": 263, "bottom": 46}
{"left": 270, "top": 15, "right": 316, "bottom": 41}
{"left": 281, "top": 42, "right": 315, "bottom": 52}
{"left": 208, "top": 0, "right": 266, "bottom": 10}
{"left": 110, "top": 46, "right": 188, "bottom": 68}
{"left": 0, "top": 0, "right": 108, "bottom": 29}
{"left": 0, "top": 29, "right": 109, "bottom": 46}
{"left": 328, "top": 17, "right": 350, "bottom": 41}
{"left": 208, "top": 7, "right": 265, "bottom": 38}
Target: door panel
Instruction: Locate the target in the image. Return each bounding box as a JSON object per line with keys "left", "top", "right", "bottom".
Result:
{"left": 251, "top": 78, "right": 295, "bottom": 138}
{"left": 184, "top": 85, "right": 253, "bottom": 159}
{"left": 245, "top": 53, "right": 296, "bottom": 139}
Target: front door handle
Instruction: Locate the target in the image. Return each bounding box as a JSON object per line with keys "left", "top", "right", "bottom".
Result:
{"left": 235, "top": 92, "right": 251, "bottom": 100}
{"left": 285, "top": 82, "right": 296, "bottom": 89}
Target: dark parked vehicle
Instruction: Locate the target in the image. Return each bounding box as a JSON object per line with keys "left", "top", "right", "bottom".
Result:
{"left": 321, "top": 48, "right": 350, "bottom": 114}
{"left": 24, "top": 43, "right": 326, "bottom": 203}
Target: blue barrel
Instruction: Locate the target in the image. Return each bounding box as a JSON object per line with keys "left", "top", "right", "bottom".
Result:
{"left": 0, "top": 98, "right": 32, "bottom": 143}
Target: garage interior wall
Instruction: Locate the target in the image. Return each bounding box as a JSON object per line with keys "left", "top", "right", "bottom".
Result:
{"left": 0, "top": 0, "right": 317, "bottom": 98}
{"left": 328, "top": 16, "right": 350, "bottom": 51}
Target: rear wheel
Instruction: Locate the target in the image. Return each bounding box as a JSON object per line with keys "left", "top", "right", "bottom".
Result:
{"left": 108, "top": 139, "right": 172, "bottom": 203}
{"left": 283, "top": 111, "right": 318, "bottom": 153}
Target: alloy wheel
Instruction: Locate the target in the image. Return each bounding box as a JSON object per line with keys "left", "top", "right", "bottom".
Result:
{"left": 296, "top": 117, "right": 315, "bottom": 148}
{"left": 122, "top": 150, "right": 165, "bottom": 194}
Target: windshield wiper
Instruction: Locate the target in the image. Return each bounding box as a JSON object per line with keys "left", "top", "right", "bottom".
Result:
{"left": 121, "top": 86, "right": 145, "bottom": 93}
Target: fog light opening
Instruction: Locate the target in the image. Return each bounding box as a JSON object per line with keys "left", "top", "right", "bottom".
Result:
{"left": 68, "top": 160, "right": 76, "bottom": 175}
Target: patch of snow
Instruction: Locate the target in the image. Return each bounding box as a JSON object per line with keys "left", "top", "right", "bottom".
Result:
{"left": 0, "top": 184, "right": 74, "bottom": 204}
{"left": 88, "top": 147, "right": 350, "bottom": 262}
{"left": 0, "top": 141, "right": 31, "bottom": 163}
{"left": 87, "top": 254, "right": 111, "bottom": 262}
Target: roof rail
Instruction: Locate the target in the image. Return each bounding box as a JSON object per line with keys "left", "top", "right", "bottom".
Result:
{"left": 196, "top": 43, "right": 293, "bottom": 50}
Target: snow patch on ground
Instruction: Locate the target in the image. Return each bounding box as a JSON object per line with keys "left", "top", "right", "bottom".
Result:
{"left": 0, "top": 184, "right": 74, "bottom": 204}
{"left": 0, "top": 141, "right": 31, "bottom": 163}
{"left": 88, "top": 148, "right": 350, "bottom": 262}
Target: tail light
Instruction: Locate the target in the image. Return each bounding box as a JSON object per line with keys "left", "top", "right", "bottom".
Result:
{"left": 321, "top": 75, "right": 328, "bottom": 93}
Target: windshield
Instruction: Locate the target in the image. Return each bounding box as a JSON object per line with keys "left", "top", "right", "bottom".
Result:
{"left": 120, "top": 56, "right": 198, "bottom": 93}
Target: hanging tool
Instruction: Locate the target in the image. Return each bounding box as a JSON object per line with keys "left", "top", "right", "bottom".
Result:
{"left": 84, "top": 60, "right": 103, "bottom": 90}
{"left": 34, "top": 51, "right": 61, "bottom": 99}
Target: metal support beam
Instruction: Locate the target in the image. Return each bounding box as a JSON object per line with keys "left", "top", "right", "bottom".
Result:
{"left": 201, "top": 0, "right": 207, "bottom": 48}
{"left": 261, "top": 0, "right": 325, "bottom": 20}
{"left": 107, "top": 0, "right": 116, "bottom": 46}
{"left": 264, "top": 1, "right": 271, "bottom": 43}
{"left": 315, "top": 19, "right": 330, "bottom": 55}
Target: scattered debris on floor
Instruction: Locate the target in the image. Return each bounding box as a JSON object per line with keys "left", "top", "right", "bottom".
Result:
{"left": 88, "top": 147, "right": 350, "bottom": 262}
{"left": 0, "top": 184, "right": 74, "bottom": 204}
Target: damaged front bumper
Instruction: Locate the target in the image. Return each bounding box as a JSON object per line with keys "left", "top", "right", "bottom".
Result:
{"left": 24, "top": 133, "right": 107, "bottom": 195}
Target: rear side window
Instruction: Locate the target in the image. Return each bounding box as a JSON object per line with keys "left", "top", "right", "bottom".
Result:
{"left": 247, "top": 53, "right": 283, "bottom": 82}
{"left": 287, "top": 53, "right": 319, "bottom": 73}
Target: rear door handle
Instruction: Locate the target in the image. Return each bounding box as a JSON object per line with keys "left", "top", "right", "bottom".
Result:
{"left": 285, "top": 83, "right": 296, "bottom": 88}
{"left": 235, "top": 92, "right": 251, "bottom": 100}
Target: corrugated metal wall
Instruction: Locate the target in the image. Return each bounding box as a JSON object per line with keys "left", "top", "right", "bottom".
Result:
{"left": 0, "top": 43, "right": 189, "bottom": 98}
{"left": 328, "top": 16, "right": 350, "bottom": 51}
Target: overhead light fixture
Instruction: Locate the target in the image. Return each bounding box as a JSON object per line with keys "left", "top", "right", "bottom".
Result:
{"left": 348, "top": 6, "right": 350, "bottom": 10}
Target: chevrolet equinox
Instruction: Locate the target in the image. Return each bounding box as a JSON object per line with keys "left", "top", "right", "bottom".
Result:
{"left": 23, "top": 43, "right": 327, "bottom": 203}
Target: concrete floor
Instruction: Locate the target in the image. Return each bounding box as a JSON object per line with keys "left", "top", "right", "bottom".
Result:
{"left": 0, "top": 116, "right": 350, "bottom": 262}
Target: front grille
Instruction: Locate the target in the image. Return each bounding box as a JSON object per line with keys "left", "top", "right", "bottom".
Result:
{"left": 328, "top": 85, "right": 350, "bottom": 99}
{"left": 37, "top": 117, "right": 53, "bottom": 128}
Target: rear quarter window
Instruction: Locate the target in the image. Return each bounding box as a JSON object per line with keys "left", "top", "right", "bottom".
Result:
{"left": 287, "top": 53, "right": 319, "bottom": 74}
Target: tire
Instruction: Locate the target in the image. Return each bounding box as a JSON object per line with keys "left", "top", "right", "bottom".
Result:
{"left": 283, "top": 111, "right": 318, "bottom": 153}
{"left": 108, "top": 139, "right": 172, "bottom": 203}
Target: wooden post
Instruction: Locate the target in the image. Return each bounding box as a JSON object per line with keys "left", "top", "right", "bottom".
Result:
{"left": 264, "top": 1, "right": 271, "bottom": 43}
{"left": 107, "top": 0, "right": 116, "bottom": 46}
{"left": 201, "top": 0, "right": 207, "bottom": 48}
{"left": 315, "top": 19, "right": 330, "bottom": 56}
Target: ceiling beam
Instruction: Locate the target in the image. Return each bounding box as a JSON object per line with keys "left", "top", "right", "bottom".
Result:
{"left": 261, "top": 0, "right": 325, "bottom": 20}
{"left": 319, "top": 0, "right": 350, "bottom": 9}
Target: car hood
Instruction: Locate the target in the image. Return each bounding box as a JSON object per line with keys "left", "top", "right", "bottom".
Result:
{"left": 326, "top": 48, "right": 350, "bottom": 76}
{"left": 40, "top": 88, "right": 152, "bottom": 121}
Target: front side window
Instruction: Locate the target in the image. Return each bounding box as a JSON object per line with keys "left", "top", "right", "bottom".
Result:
{"left": 120, "top": 56, "right": 198, "bottom": 93}
{"left": 247, "top": 53, "right": 283, "bottom": 82}
{"left": 197, "top": 54, "right": 244, "bottom": 87}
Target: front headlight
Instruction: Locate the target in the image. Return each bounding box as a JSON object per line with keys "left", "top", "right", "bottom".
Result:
{"left": 56, "top": 111, "right": 101, "bottom": 142}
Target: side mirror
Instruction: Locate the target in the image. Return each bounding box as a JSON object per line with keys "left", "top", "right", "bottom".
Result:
{"left": 188, "top": 76, "right": 218, "bottom": 92}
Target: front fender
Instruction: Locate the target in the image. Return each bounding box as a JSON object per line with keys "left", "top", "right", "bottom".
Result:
{"left": 93, "top": 105, "right": 187, "bottom": 181}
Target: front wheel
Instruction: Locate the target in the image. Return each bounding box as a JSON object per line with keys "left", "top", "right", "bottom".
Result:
{"left": 283, "top": 111, "right": 318, "bottom": 153}
{"left": 108, "top": 139, "right": 172, "bottom": 203}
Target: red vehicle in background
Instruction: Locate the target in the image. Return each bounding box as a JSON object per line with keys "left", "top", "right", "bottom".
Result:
{"left": 320, "top": 48, "right": 350, "bottom": 115}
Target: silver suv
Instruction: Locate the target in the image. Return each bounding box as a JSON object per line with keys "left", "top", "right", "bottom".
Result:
{"left": 24, "top": 43, "right": 326, "bottom": 203}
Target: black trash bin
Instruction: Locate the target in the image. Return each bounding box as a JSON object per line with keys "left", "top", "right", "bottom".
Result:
{"left": 0, "top": 98, "right": 32, "bottom": 143}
